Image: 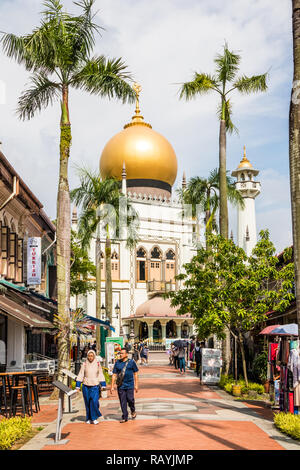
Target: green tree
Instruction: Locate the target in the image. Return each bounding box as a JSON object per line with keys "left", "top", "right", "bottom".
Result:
{"left": 178, "top": 169, "right": 244, "bottom": 242}
{"left": 71, "top": 169, "right": 139, "bottom": 349}
{"left": 167, "top": 230, "right": 295, "bottom": 386}
{"left": 1, "top": 0, "right": 135, "bottom": 378}
{"left": 289, "top": 0, "right": 300, "bottom": 332}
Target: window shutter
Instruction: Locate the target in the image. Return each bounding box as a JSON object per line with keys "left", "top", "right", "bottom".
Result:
{"left": 16, "top": 238, "right": 23, "bottom": 283}
{"left": 1, "top": 226, "right": 9, "bottom": 277}
{"left": 8, "top": 233, "right": 17, "bottom": 280}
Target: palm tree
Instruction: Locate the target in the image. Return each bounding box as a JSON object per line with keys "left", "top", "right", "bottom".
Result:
{"left": 1, "top": 0, "right": 135, "bottom": 378}
{"left": 71, "top": 169, "right": 139, "bottom": 348}
{"left": 178, "top": 169, "right": 244, "bottom": 242}
{"left": 179, "top": 42, "right": 268, "bottom": 239}
{"left": 180, "top": 43, "right": 268, "bottom": 376}
{"left": 290, "top": 1, "right": 300, "bottom": 332}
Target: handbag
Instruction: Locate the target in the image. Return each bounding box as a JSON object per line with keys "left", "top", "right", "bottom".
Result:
{"left": 116, "top": 360, "right": 129, "bottom": 387}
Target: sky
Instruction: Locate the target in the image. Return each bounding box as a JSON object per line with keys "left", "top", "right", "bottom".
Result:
{"left": 0, "top": 0, "right": 294, "bottom": 253}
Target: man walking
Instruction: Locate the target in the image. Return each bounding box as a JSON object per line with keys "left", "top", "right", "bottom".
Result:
{"left": 111, "top": 348, "right": 139, "bottom": 423}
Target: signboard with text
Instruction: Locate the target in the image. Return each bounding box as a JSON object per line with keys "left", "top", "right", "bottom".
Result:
{"left": 27, "top": 237, "right": 41, "bottom": 285}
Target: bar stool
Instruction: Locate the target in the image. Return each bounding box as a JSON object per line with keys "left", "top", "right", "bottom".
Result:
{"left": 31, "top": 375, "right": 40, "bottom": 413}
{"left": 10, "top": 385, "right": 28, "bottom": 417}
{"left": 0, "top": 376, "right": 8, "bottom": 417}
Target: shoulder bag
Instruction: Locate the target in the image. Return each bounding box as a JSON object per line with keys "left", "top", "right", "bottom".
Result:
{"left": 116, "top": 360, "right": 130, "bottom": 387}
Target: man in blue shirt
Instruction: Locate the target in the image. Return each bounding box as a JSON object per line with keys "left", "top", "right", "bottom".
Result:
{"left": 111, "top": 348, "right": 139, "bottom": 423}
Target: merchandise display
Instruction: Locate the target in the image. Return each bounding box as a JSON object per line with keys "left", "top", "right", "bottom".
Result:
{"left": 261, "top": 324, "right": 300, "bottom": 414}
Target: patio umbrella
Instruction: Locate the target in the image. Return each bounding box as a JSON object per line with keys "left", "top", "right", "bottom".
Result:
{"left": 259, "top": 323, "right": 298, "bottom": 337}
{"left": 268, "top": 324, "right": 298, "bottom": 337}
{"left": 259, "top": 325, "right": 281, "bottom": 335}
{"left": 173, "top": 339, "right": 183, "bottom": 348}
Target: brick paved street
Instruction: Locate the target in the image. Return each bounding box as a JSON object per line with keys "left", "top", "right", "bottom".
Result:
{"left": 20, "top": 354, "right": 300, "bottom": 450}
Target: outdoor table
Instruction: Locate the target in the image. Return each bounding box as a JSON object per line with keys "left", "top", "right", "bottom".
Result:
{"left": 0, "top": 371, "right": 36, "bottom": 416}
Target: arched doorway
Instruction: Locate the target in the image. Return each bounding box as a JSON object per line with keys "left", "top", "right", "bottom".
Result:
{"left": 181, "top": 321, "right": 189, "bottom": 339}
{"left": 139, "top": 322, "right": 148, "bottom": 341}
{"left": 166, "top": 320, "right": 176, "bottom": 338}
{"left": 153, "top": 320, "right": 162, "bottom": 342}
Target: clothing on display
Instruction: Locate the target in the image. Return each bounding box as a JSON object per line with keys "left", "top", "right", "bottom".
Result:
{"left": 267, "top": 335, "right": 300, "bottom": 414}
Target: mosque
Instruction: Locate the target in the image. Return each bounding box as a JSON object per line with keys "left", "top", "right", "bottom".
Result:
{"left": 71, "top": 84, "right": 261, "bottom": 348}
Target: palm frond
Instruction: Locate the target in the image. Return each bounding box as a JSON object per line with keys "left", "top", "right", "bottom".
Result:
{"left": 214, "top": 42, "right": 241, "bottom": 86}
{"left": 17, "top": 72, "right": 60, "bottom": 120}
{"left": 71, "top": 56, "right": 135, "bottom": 103}
{"left": 179, "top": 73, "right": 220, "bottom": 100}
{"left": 232, "top": 73, "right": 268, "bottom": 94}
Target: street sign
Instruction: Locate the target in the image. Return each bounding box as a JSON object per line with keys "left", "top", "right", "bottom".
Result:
{"left": 51, "top": 380, "right": 78, "bottom": 444}
{"left": 27, "top": 237, "right": 41, "bottom": 285}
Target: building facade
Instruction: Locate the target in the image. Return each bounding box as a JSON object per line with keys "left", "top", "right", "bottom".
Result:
{"left": 72, "top": 89, "right": 197, "bottom": 345}
{"left": 0, "top": 150, "right": 57, "bottom": 371}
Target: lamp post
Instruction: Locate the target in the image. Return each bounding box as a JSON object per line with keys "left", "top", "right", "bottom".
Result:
{"left": 101, "top": 304, "right": 106, "bottom": 321}
{"left": 114, "top": 303, "right": 123, "bottom": 336}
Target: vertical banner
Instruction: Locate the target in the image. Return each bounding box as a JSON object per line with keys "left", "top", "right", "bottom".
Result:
{"left": 27, "top": 237, "right": 41, "bottom": 285}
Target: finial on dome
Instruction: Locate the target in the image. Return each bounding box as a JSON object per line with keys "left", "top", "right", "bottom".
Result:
{"left": 124, "top": 83, "right": 152, "bottom": 129}
{"left": 133, "top": 82, "right": 142, "bottom": 115}
{"left": 237, "top": 145, "right": 253, "bottom": 169}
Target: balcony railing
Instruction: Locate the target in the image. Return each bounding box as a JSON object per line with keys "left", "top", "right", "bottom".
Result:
{"left": 146, "top": 280, "right": 176, "bottom": 294}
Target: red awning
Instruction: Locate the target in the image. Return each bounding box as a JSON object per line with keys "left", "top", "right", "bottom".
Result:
{"left": 259, "top": 324, "right": 281, "bottom": 335}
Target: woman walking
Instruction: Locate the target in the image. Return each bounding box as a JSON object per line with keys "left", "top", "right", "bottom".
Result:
{"left": 76, "top": 350, "right": 106, "bottom": 425}
{"left": 178, "top": 346, "right": 186, "bottom": 375}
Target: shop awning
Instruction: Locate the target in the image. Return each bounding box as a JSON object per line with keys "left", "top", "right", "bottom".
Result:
{"left": 259, "top": 323, "right": 298, "bottom": 337}
{"left": 84, "top": 315, "right": 115, "bottom": 332}
{"left": 0, "top": 295, "right": 54, "bottom": 329}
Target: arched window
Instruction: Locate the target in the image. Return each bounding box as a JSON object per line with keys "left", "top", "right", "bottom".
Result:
{"left": 150, "top": 247, "right": 162, "bottom": 281}
{"left": 241, "top": 173, "right": 245, "bottom": 181}
{"left": 166, "top": 320, "right": 176, "bottom": 338}
{"left": 111, "top": 250, "right": 119, "bottom": 280}
{"left": 153, "top": 320, "right": 162, "bottom": 342}
{"left": 139, "top": 321, "right": 148, "bottom": 341}
{"left": 136, "top": 247, "right": 147, "bottom": 281}
{"left": 181, "top": 321, "right": 189, "bottom": 339}
{"left": 165, "top": 249, "right": 176, "bottom": 282}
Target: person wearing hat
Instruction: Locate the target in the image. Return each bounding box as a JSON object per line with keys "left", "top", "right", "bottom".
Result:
{"left": 76, "top": 350, "right": 106, "bottom": 424}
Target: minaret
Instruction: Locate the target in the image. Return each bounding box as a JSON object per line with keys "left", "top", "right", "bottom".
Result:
{"left": 71, "top": 206, "right": 78, "bottom": 230}
{"left": 122, "top": 161, "right": 127, "bottom": 195}
{"left": 231, "top": 146, "right": 261, "bottom": 256}
{"left": 182, "top": 171, "right": 187, "bottom": 190}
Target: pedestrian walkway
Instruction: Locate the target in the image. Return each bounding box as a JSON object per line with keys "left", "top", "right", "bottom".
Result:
{"left": 20, "top": 357, "right": 300, "bottom": 450}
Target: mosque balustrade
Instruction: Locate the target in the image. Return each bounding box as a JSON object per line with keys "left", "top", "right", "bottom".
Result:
{"left": 146, "top": 280, "right": 176, "bottom": 295}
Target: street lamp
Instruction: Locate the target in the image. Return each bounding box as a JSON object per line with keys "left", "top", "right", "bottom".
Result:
{"left": 101, "top": 304, "right": 106, "bottom": 321}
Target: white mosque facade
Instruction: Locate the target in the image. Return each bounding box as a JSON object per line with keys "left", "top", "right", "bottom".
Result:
{"left": 71, "top": 89, "right": 261, "bottom": 347}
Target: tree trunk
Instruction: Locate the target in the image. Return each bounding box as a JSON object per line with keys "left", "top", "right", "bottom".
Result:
{"left": 238, "top": 331, "right": 248, "bottom": 387}
{"left": 95, "top": 236, "right": 102, "bottom": 354}
{"left": 219, "top": 118, "right": 228, "bottom": 239}
{"left": 219, "top": 114, "right": 231, "bottom": 374}
{"left": 290, "top": 0, "right": 300, "bottom": 332}
{"left": 56, "top": 85, "right": 71, "bottom": 383}
{"left": 105, "top": 226, "right": 113, "bottom": 336}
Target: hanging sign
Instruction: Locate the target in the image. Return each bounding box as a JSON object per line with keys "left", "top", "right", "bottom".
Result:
{"left": 27, "top": 237, "right": 41, "bottom": 285}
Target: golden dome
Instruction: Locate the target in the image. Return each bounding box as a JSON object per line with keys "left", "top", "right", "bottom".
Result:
{"left": 100, "top": 84, "right": 177, "bottom": 188}
{"left": 237, "top": 145, "right": 253, "bottom": 169}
